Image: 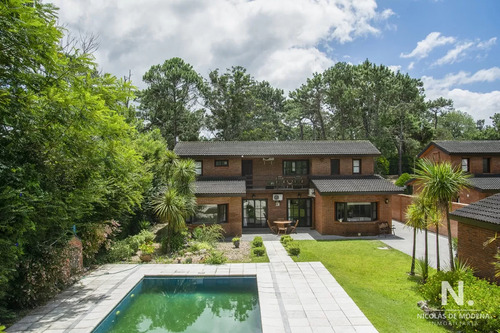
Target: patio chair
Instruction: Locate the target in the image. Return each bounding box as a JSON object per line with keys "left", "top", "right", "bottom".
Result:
{"left": 277, "top": 223, "right": 288, "bottom": 235}
{"left": 378, "top": 222, "right": 391, "bottom": 237}
{"left": 267, "top": 220, "right": 277, "bottom": 234}
{"left": 287, "top": 219, "right": 300, "bottom": 234}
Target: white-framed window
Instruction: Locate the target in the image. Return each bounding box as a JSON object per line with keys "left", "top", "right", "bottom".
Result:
{"left": 352, "top": 159, "right": 361, "bottom": 174}
{"left": 461, "top": 158, "right": 469, "bottom": 172}
{"left": 195, "top": 160, "right": 202, "bottom": 175}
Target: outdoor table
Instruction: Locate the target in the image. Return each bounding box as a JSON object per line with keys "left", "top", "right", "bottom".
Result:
{"left": 274, "top": 220, "right": 291, "bottom": 235}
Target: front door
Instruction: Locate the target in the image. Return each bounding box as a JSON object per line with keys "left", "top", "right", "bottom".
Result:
{"left": 242, "top": 160, "right": 253, "bottom": 189}
{"left": 287, "top": 198, "right": 312, "bottom": 227}
{"left": 242, "top": 199, "right": 267, "bottom": 228}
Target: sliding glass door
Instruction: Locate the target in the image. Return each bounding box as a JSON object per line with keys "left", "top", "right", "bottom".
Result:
{"left": 287, "top": 198, "right": 312, "bottom": 227}
{"left": 242, "top": 199, "right": 267, "bottom": 228}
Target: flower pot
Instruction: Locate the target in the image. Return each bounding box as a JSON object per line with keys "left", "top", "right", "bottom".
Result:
{"left": 140, "top": 253, "right": 152, "bottom": 262}
{"left": 233, "top": 240, "right": 240, "bottom": 248}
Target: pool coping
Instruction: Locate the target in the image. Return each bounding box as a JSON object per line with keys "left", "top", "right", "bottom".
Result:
{"left": 7, "top": 262, "right": 378, "bottom": 333}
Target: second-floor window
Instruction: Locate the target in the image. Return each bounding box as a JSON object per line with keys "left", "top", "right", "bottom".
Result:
{"left": 283, "top": 160, "right": 308, "bottom": 175}
{"left": 215, "top": 160, "right": 229, "bottom": 167}
{"left": 461, "top": 158, "right": 469, "bottom": 172}
{"left": 352, "top": 159, "right": 361, "bottom": 174}
{"left": 331, "top": 159, "right": 340, "bottom": 175}
{"left": 483, "top": 158, "right": 491, "bottom": 173}
{"left": 195, "top": 161, "right": 202, "bottom": 175}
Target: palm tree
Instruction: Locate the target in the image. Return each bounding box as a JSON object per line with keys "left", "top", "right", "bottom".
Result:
{"left": 427, "top": 206, "right": 442, "bottom": 271}
{"left": 406, "top": 194, "right": 434, "bottom": 280}
{"left": 414, "top": 159, "right": 470, "bottom": 271}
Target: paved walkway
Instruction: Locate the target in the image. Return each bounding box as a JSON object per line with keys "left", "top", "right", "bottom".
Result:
{"left": 264, "top": 241, "right": 294, "bottom": 263}
{"left": 380, "top": 220, "right": 453, "bottom": 270}
{"left": 7, "top": 263, "right": 377, "bottom": 333}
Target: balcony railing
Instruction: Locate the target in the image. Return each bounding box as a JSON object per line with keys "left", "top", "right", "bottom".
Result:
{"left": 246, "top": 175, "right": 309, "bottom": 190}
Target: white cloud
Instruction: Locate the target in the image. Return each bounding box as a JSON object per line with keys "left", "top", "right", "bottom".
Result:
{"left": 477, "top": 37, "right": 497, "bottom": 49}
{"left": 433, "top": 42, "right": 474, "bottom": 66}
{"left": 50, "top": 0, "right": 394, "bottom": 90}
{"left": 422, "top": 67, "right": 500, "bottom": 122}
{"left": 387, "top": 65, "right": 401, "bottom": 73}
{"left": 400, "top": 32, "right": 455, "bottom": 59}
{"left": 408, "top": 61, "right": 415, "bottom": 70}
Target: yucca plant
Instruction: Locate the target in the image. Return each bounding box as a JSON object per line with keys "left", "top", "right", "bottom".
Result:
{"left": 414, "top": 159, "right": 471, "bottom": 271}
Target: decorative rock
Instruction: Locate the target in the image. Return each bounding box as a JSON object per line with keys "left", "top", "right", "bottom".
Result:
{"left": 185, "top": 252, "right": 193, "bottom": 256}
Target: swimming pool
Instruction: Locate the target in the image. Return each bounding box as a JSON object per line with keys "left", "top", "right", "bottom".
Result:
{"left": 92, "top": 276, "right": 262, "bottom": 333}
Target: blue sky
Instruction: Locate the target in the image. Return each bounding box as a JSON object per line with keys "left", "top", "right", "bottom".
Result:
{"left": 52, "top": 0, "right": 499, "bottom": 122}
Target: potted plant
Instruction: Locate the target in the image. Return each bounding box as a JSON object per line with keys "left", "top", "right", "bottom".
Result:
{"left": 139, "top": 241, "right": 155, "bottom": 262}
{"left": 232, "top": 237, "right": 241, "bottom": 248}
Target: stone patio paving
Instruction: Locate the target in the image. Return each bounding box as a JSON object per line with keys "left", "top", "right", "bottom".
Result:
{"left": 7, "top": 258, "right": 377, "bottom": 333}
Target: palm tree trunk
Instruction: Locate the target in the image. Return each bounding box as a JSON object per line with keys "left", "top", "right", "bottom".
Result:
{"left": 446, "top": 208, "right": 455, "bottom": 270}
{"left": 424, "top": 227, "right": 428, "bottom": 282}
{"left": 410, "top": 226, "right": 416, "bottom": 275}
{"left": 436, "top": 224, "right": 440, "bottom": 271}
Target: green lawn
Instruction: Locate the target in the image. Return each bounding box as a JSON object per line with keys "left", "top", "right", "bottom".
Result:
{"left": 293, "top": 240, "right": 449, "bottom": 333}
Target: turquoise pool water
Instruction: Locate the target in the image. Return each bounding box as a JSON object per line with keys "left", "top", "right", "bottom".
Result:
{"left": 92, "top": 276, "right": 262, "bottom": 333}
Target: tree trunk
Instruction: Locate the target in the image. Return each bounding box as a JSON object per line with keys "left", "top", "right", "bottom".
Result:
{"left": 436, "top": 224, "right": 440, "bottom": 271}
{"left": 410, "top": 226, "right": 416, "bottom": 275}
{"left": 446, "top": 208, "right": 455, "bottom": 270}
{"left": 424, "top": 227, "right": 428, "bottom": 283}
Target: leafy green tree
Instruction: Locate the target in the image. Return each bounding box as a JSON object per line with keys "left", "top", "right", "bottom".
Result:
{"left": 427, "top": 97, "right": 453, "bottom": 130}
{"left": 414, "top": 159, "right": 471, "bottom": 270}
{"left": 436, "top": 110, "right": 478, "bottom": 139}
{"left": 139, "top": 58, "right": 205, "bottom": 149}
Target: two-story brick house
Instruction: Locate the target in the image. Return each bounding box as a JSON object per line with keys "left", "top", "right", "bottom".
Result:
{"left": 174, "top": 141, "right": 403, "bottom": 236}
{"left": 417, "top": 140, "right": 500, "bottom": 203}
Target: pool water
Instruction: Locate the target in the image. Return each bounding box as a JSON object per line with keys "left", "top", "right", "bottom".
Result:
{"left": 92, "top": 276, "right": 262, "bottom": 333}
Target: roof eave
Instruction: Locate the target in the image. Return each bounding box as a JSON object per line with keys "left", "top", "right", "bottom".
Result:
{"left": 449, "top": 214, "right": 500, "bottom": 231}
{"left": 317, "top": 190, "right": 404, "bottom": 196}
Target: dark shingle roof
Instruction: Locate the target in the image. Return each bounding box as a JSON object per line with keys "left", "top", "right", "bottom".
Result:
{"left": 418, "top": 140, "right": 500, "bottom": 157}
{"left": 449, "top": 193, "right": 500, "bottom": 225}
{"left": 469, "top": 175, "right": 500, "bottom": 192}
{"left": 174, "top": 141, "right": 380, "bottom": 157}
{"left": 194, "top": 180, "right": 246, "bottom": 196}
{"left": 311, "top": 175, "right": 404, "bottom": 195}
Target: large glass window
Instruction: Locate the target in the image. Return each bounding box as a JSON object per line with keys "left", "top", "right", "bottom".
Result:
{"left": 243, "top": 199, "right": 267, "bottom": 228}
{"left": 352, "top": 159, "right": 361, "bottom": 174}
{"left": 195, "top": 160, "right": 203, "bottom": 175}
{"left": 331, "top": 159, "right": 340, "bottom": 175}
{"left": 283, "top": 160, "right": 309, "bottom": 175}
{"left": 461, "top": 158, "right": 469, "bottom": 172}
{"left": 483, "top": 158, "right": 491, "bottom": 173}
{"left": 187, "top": 204, "right": 228, "bottom": 224}
{"left": 335, "top": 202, "right": 377, "bottom": 222}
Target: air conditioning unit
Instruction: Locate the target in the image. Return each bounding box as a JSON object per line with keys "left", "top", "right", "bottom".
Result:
{"left": 308, "top": 188, "right": 316, "bottom": 197}
{"left": 272, "top": 194, "right": 283, "bottom": 201}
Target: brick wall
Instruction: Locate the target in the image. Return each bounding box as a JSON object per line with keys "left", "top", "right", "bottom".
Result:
{"left": 457, "top": 223, "right": 500, "bottom": 283}
{"left": 199, "top": 158, "right": 242, "bottom": 177}
{"left": 391, "top": 194, "right": 463, "bottom": 238}
{"left": 199, "top": 155, "right": 376, "bottom": 180}
{"left": 195, "top": 196, "right": 243, "bottom": 237}
{"left": 315, "top": 193, "right": 392, "bottom": 236}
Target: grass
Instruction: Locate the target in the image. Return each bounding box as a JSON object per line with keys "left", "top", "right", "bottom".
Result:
{"left": 250, "top": 247, "right": 269, "bottom": 263}
{"left": 293, "top": 240, "right": 449, "bottom": 333}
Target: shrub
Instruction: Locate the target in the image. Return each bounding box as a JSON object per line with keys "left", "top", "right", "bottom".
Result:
{"left": 252, "top": 236, "right": 263, "bottom": 248}
{"left": 205, "top": 250, "right": 227, "bottom": 265}
{"left": 11, "top": 245, "right": 76, "bottom": 308}
{"left": 79, "top": 220, "right": 121, "bottom": 266}
{"left": 138, "top": 229, "right": 155, "bottom": 243}
{"left": 106, "top": 240, "right": 134, "bottom": 263}
{"left": 161, "top": 231, "right": 188, "bottom": 253}
{"left": 420, "top": 269, "right": 500, "bottom": 332}
{"left": 126, "top": 230, "right": 156, "bottom": 252}
{"left": 280, "top": 235, "right": 292, "bottom": 245}
{"left": 287, "top": 243, "right": 300, "bottom": 256}
{"left": 138, "top": 220, "right": 151, "bottom": 231}
{"left": 188, "top": 241, "right": 213, "bottom": 253}
{"left": 192, "top": 224, "right": 225, "bottom": 245}
{"left": 139, "top": 241, "right": 155, "bottom": 255}
{"left": 252, "top": 247, "right": 265, "bottom": 257}
{"left": 395, "top": 173, "right": 412, "bottom": 187}
{"left": 184, "top": 257, "right": 193, "bottom": 264}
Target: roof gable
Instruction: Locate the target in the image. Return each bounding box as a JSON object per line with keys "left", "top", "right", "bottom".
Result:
{"left": 418, "top": 140, "right": 500, "bottom": 157}
{"left": 174, "top": 140, "right": 381, "bottom": 157}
